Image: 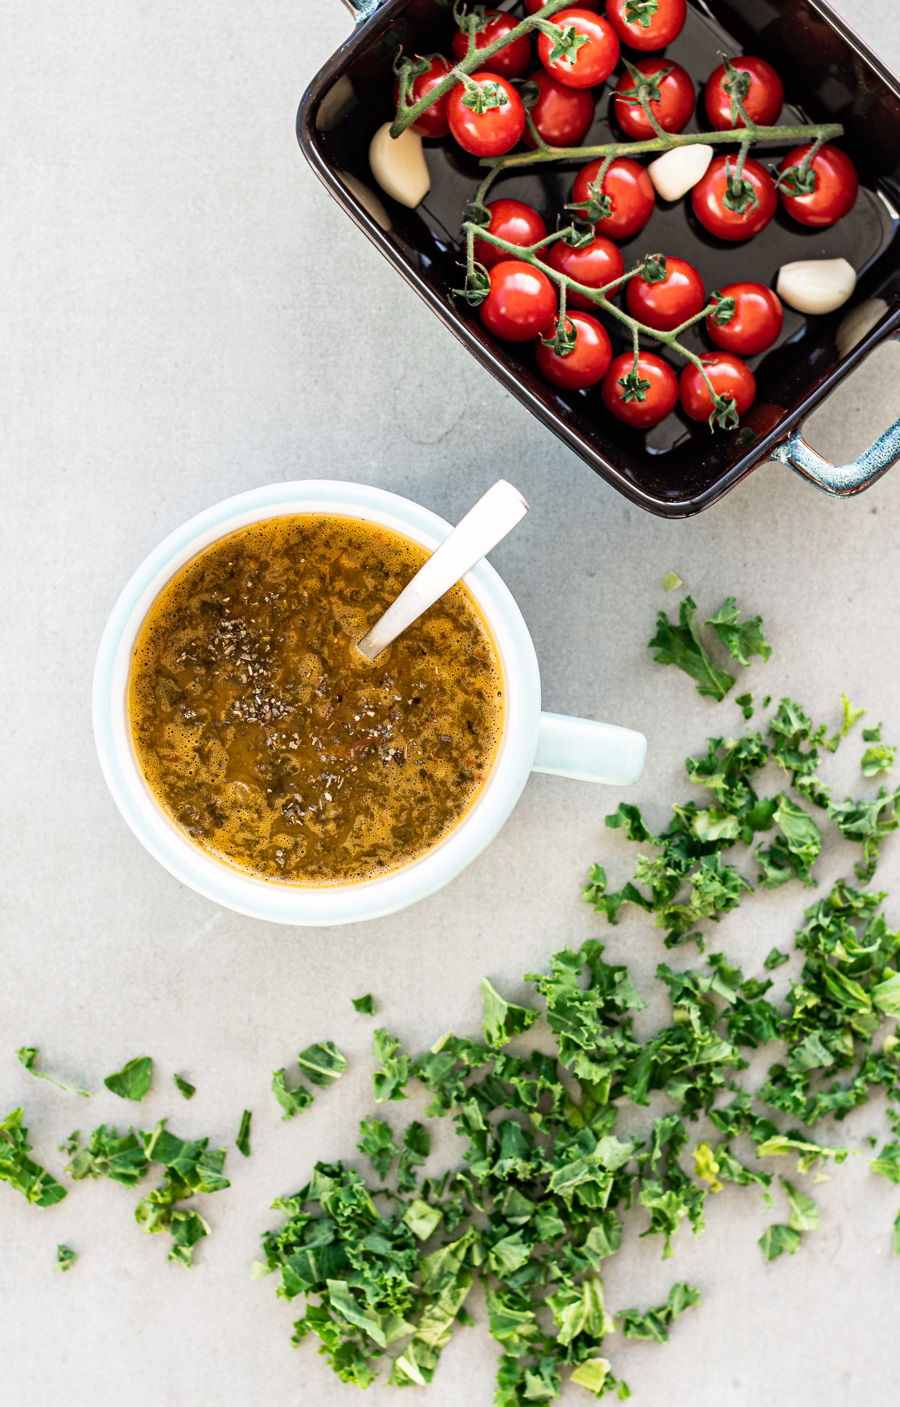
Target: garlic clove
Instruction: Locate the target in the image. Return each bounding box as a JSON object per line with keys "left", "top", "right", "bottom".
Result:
{"left": 647, "top": 144, "right": 713, "bottom": 202}
{"left": 368, "top": 122, "right": 430, "bottom": 209}
{"left": 835, "top": 296, "right": 888, "bottom": 358}
{"left": 776, "top": 257, "right": 856, "bottom": 315}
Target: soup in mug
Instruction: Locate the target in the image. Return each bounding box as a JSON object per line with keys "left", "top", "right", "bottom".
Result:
{"left": 128, "top": 514, "right": 504, "bottom": 884}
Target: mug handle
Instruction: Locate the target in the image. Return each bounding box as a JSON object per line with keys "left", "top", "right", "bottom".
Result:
{"left": 532, "top": 712, "right": 646, "bottom": 786}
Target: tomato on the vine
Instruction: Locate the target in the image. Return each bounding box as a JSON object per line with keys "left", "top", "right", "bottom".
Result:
{"left": 546, "top": 235, "right": 624, "bottom": 310}
{"left": 703, "top": 56, "right": 783, "bottom": 130}
{"left": 523, "top": 69, "right": 594, "bottom": 148}
{"left": 707, "top": 282, "right": 783, "bottom": 355}
{"left": 613, "top": 59, "right": 694, "bottom": 140}
{"left": 535, "top": 312, "right": 612, "bottom": 389}
{"left": 447, "top": 73, "right": 526, "bottom": 156}
{"left": 625, "top": 256, "right": 705, "bottom": 332}
{"left": 777, "top": 143, "right": 859, "bottom": 226}
{"left": 571, "top": 157, "right": 655, "bottom": 241}
{"left": 606, "top": 0, "right": 687, "bottom": 51}
{"left": 679, "top": 352, "right": 756, "bottom": 424}
{"left": 536, "top": 9, "right": 619, "bottom": 90}
{"left": 601, "top": 351, "right": 678, "bottom": 428}
{"left": 451, "top": 10, "right": 532, "bottom": 81}
{"left": 473, "top": 199, "right": 548, "bottom": 270}
{"left": 393, "top": 54, "right": 454, "bottom": 139}
{"left": 691, "top": 155, "right": 777, "bottom": 241}
{"left": 479, "top": 260, "right": 558, "bottom": 341}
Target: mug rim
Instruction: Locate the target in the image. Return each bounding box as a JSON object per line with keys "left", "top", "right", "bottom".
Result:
{"left": 92, "top": 480, "right": 542, "bottom": 925}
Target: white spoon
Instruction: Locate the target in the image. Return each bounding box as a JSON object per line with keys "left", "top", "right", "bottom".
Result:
{"left": 355, "top": 479, "right": 529, "bottom": 660}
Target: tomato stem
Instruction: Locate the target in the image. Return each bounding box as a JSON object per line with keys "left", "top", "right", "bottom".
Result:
{"left": 478, "top": 120, "right": 844, "bottom": 169}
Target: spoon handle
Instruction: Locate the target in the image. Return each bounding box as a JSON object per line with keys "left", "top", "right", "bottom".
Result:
{"left": 356, "top": 480, "right": 529, "bottom": 660}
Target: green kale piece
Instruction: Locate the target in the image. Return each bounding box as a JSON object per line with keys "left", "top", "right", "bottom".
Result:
{"left": 271, "top": 1069, "right": 314, "bottom": 1120}
{"left": 17, "top": 1047, "right": 89, "bottom": 1097}
{"left": 55, "top": 1243, "right": 78, "bottom": 1271}
{"left": 481, "top": 978, "right": 539, "bottom": 1050}
{"left": 0, "top": 1109, "right": 67, "bottom": 1207}
{"left": 648, "top": 595, "right": 735, "bottom": 700}
{"left": 861, "top": 724, "right": 896, "bottom": 777}
{"left": 372, "top": 1030, "right": 411, "bottom": 1104}
{"left": 173, "top": 1074, "right": 196, "bottom": 1100}
{"left": 65, "top": 1125, "right": 148, "bottom": 1187}
{"left": 759, "top": 1223, "right": 801, "bottom": 1260}
{"left": 352, "top": 994, "right": 376, "bottom": 1016}
{"left": 704, "top": 597, "right": 771, "bottom": 668}
{"left": 764, "top": 947, "right": 790, "bottom": 971}
{"left": 297, "top": 1042, "right": 348, "bottom": 1088}
{"left": 618, "top": 1281, "right": 701, "bottom": 1342}
{"left": 827, "top": 785, "right": 900, "bottom": 880}
{"left": 103, "top": 1057, "right": 152, "bottom": 1102}
{"left": 662, "top": 572, "right": 682, "bottom": 593}
{"left": 134, "top": 1121, "right": 230, "bottom": 1267}
{"left": 236, "top": 1110, "right": 252, "bottom": 1158}
{"left": 894, "top": 1211, "right": 900, "bottom": 1256}
{"left": 781, "top": 1178, "right": 819, "bottom": 1232}
{"left": 870, "top": 1141, "right": 900, "bottom": 1184}
{"left": 357, "top": 1116, "right": 398, "bottom": 1180}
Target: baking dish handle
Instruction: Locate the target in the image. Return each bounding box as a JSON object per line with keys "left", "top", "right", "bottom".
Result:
{"left": 771, "top": 333, "right": 900, "bottom": 497}
{"left": 340, "top": 0, "right": 387, "bottom": 21}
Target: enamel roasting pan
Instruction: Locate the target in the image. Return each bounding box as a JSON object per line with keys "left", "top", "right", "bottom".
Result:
{"left": 299, "top": 0, "right": 900, "bottom": 517}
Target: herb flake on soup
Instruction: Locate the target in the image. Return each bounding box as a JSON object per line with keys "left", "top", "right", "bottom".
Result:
{"left": 128, "top": 515, "right": 504, "bottom": 883}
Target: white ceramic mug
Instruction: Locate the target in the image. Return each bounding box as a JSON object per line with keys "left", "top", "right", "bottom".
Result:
{"left": 93, "top": 481, "right": 646, "bottom": 924}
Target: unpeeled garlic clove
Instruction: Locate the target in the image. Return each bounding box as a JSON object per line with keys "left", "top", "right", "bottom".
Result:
{"left": 368, "top": 122, "right": 430, "bottom": 209}
{"left": 776, "top": 258, "right": 856, "bottom": 315}
{"left": 647, "top": 144, "right": 713, "bottom": 202}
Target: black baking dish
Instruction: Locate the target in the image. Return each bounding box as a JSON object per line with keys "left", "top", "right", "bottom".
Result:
{"left": 299, "top": 0, "right": 900, "bottom": 517}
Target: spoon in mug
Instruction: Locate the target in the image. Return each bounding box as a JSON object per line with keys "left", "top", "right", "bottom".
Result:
{"left": 355, "top": 480, "right": 529, "bottom": 660}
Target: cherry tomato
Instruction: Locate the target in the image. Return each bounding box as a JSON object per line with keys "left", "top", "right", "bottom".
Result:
{"left": 625, "top": 256, "right": 705, "bottom": 332}
{"left": 601, "top": 351, "right": 678, "bottom": 428}
{"left": 691, "top": 155, "right": 777, "bottom": 241}
{"left": 448, "top": 73, "right": 526, "bottom": 157}
{"left": 706, "top": 282, "right": 783, "bottom": 355}
{"left": 606, "top": 0, "right": 687, "bottom": 51}
{"left": 679, "top": 352, "right": 756, "bottom": 423}
{"left": 613, "top": 59, "right": 694, "bottom": 140}
{"left": 546, "top": 235, "right": 625, "bottom": 310}
{"left": 703, "top": 56, "right": 783, "bottom": 130}
{"left": 535, "top": 312, "right": 612, "bottom": 390}
{"left": 473, "top": 199, "right": 548, "bottom": 270}
{"left": 777, "top": 143, "right": 859, "bottom": 227}
{"left": 480, "top": 260, "right": 558, "bottom": 341}
{"left": 537, "top": 9, "right": 619, "bottom": 90}
{"left": 526, "top": 0, "right": 601, "bottom": 10}
{"left": 451, "top": 10, "right": 532, "bottom": 81}
{"left": 572, "top": 157, "right": 655, "bottom": 241}
{"left": 393, "top": 54, "right": 454, "bottom": 138}
{"left": 523, "top": 69, "right": 594, "bottom": 148}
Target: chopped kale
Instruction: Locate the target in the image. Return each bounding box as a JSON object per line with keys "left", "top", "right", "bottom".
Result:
{"left": 0, "top": 1109, "right": 67, "bottom": 1207}
{"left": 352, "top": 994, "right": 376, "bottom": 1016}
{"left": 236, "top": 1110, "right": 252, "bottom": 1158}
{"left": 55, "top": 1243, "right": 78, "bottom": 1271}
{"left": 17, "top": 1047, "right": 89, "bottom": 1097}
{"left": 103, "top": 1057, "right": 152, "bottom": 1102}
{"left": 173, "top": 1074, "right": 196, "bottom": 1100}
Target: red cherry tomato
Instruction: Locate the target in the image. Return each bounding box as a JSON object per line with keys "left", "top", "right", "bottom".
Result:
{"left": 777, "top": 143, "right": 859, "bottom": 227}
{"left": 535, "top": 312, "right": 612, "bottom": 390}
{"left": 703, "top": 56, "right": 783, "bottom": 130}
{"left": 537, "top": 9, "right": 619, "bottom": 90}
{"left": 523, "top": 69, "right": 594, "bottom": 148}
{"left": 613, "top": 59, "right": 694, "bottom": 140}
{"left": 679, "top": 352, "right": 756, "bottom": 423}
{"left": 480, "top": 260, "right": 558, "bottom": 342}
{"left": 606, "top": 0, "right": 687, "bottom": 51}
{"left": 601, "top": 351, "right": 678, "bottom": 428}
{"left": 393, "top": 54, "right": 454, "bottom": 139}
{"left": 448, "top": 73, "right": 526, "bottom": 156}
{"left": 625, "top": 256, "right": 705, "bottom": 332}
{"left": 572, "top": 157, "right": 655, "bottom": 241}
{"left": 707, "top": 282, "right": 783, "bottom": 355}
{"left": 473, "top": 198, "right": 547, "bottom": 270}
{"left": 691, "top": 155, "right": 777, "bottom": 241}
{"left": 451, "top": 10, "right": 532, "bottom": 80}
{"left": 546, "top": 235, "right": 625, "bottom": 310}
{"left": 526, "top": 0, "right": 601, "bottom": 10}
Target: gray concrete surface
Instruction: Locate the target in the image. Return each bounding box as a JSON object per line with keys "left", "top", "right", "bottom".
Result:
{"left": 2, "top": 2, "right": 900, "bottom": 1404}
